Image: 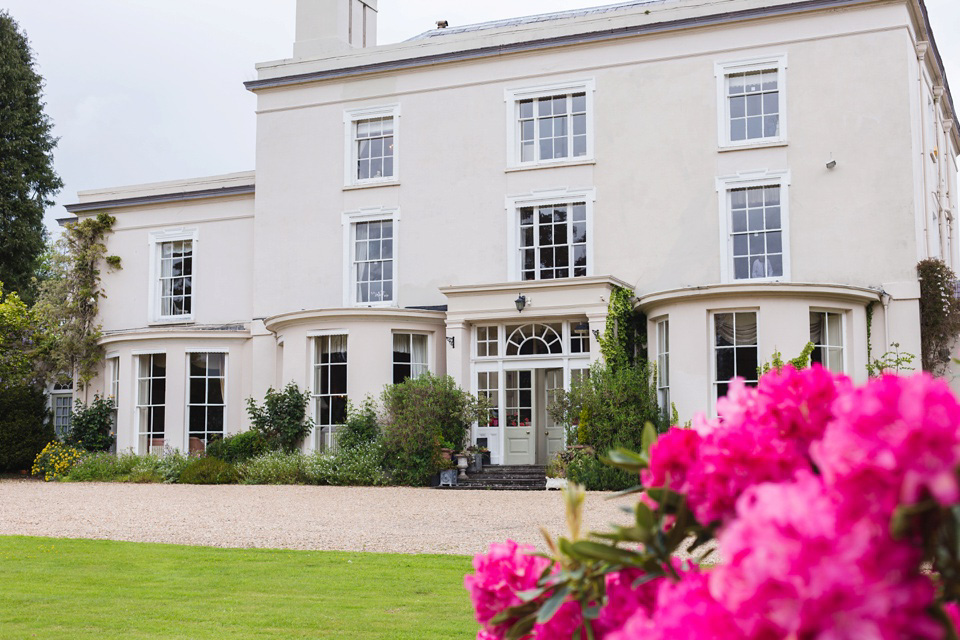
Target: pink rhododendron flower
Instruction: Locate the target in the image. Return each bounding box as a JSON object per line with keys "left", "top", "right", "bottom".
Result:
{"left": 713, "top": 472, "right": 940, "bottom": 639}
{"left": 531, "top": 600, "right": 584, "bottom": 639}
{"left": 813, "top": 373, "right": 960, "bottom": 517}
{"left": 594, "top": 568, "right": 661, "bottom": 637}
{"left": 607, "top": 567, "right": 736, "bottom": 640}
{"left": 465, "top": 540, "right": 551, "bottom": 637}
{"left": 945, "top": 602, "right": 960, "bottom": 634}
{"left": 640, "top": 428, "right": 701, "bottom": 493}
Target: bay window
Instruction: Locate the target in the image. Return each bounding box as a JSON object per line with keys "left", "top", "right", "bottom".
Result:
{"left": 713, "top": 312, "right": 759, "bottom": 400}
{"left": 393, "top": 333, "right": 428, "bottom": 384}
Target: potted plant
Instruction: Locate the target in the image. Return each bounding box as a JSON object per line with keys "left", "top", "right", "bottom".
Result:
{"left": 455, "top": 451, "right": 470, "bottom": 480}
{"left": 439, "top": 438, "right": 454, "bottom": 463}
{"left": 466, "top": 445, "right": 488, "bottom": 473}
{"left": 438, "top": 459, "right": 458, "bottom": 487}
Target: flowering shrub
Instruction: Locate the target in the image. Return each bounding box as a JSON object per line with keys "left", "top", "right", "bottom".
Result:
{"left": 465, "top": 366, "right": 960, "bottom": 639}
{"left": 31, "top": 441, "right": 84, "bottom": 481}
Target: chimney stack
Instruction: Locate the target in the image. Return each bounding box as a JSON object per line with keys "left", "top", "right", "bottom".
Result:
{"left": 294, "top": 0, "right": 378, "bottom": 58}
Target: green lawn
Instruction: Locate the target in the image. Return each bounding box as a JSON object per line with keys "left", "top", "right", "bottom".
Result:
{"left": 0, "top": 536, "right": 477, "bottom": 639}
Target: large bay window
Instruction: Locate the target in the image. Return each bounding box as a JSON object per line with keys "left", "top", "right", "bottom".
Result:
{"left": 713, "top": 312, "right": 758, "bottom": 400}
{"left": 136, "top": 354, "right": 166, "bottom": 453}
{"left": 187, "top": 353, "right": 226, "bottom": 452}
{"left": 313, "top": 335, "right": 348, "bottom": 449}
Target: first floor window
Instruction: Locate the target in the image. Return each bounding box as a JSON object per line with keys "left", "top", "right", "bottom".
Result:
{"left": 656, "top": 319, "right": 670, "bottom": 418}
{"left": 314, "top": 336, "right": 348, "bottom": 447}
{"left": 518, "top": 92, "right": 588, "bottom": 163}
{"left": 393, "top": 333, "right": 428, "bottom": 384}
{"left": 159, "top": 240, "right": 193, "bottom": 317}
{"left": 520, "top": 202, "right": 588, "bottom": 280}
{"left": 355, "top": 116, "right": 394, "bottom": 181}
{"left": 810, "top": 311, "right": 844, "bottom": 372}
{"left": 53, "top": 392, "right": 73, "bottom": 439}
{"left": 187, "top": 353, "right": 226, "bottom": 452}
{"left": 355, "top": 220, "right": 394, "bottom": 304}
{"left": 729, "top": 185, "right": 783, "bottom": 280}
{"left": 726, "top": 69, "right": 780, "bottom": 142}
{"left": 714, "top": 312, "right": 758, "bottom": 400}
{"left": 477, "top": 371, "right": 499, "bottom": 427}
{"left": 137, "top": 354, "right": 166, "bottom": 453}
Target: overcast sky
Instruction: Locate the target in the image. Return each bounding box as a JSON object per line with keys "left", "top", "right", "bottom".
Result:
{"left": 1, "top": 0, "right": 958, "bottom": 233}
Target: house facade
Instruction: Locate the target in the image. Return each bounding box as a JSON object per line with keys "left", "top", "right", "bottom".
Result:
{"left": 66, "top": 0, "right": 959, "bottom": 465}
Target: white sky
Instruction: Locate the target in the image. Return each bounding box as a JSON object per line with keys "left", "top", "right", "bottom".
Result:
{"left": 1, "top": 0, "right": 957, "bottom": 232}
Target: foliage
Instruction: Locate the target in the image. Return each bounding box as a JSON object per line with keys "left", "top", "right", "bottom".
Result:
{"left": 303, "top": 442, "right": 389, "bottom": 486}
{"left": 64, "top": 394, "right": 115, "bottom": 452}
{"left": 245, "top": 383, "right": 314, "bottom": 453}
{"left": 0, "top": 11, "right": 63, "bottom": 303}
{"left": 178, "top": 457, "right": 238, "bottom": 485}
{"left": 337, "top": 398, "right": 381, "bottom": 451}
{"left": 866, "top": 342, "right": 917, "bottom": 378}
{"left": 238, "top": 450, "right": 307, "bottom": 485}
{"left": 33, "top": 213, "right": 121, "bottom": 388}
{"left": 205, "top": 430, "right": 270, "bottom": 464}
{"left": 30, "top": 441, "right": 84, "bottom": 481}
{"left": 918, "top": 258, "right": 960, "bottom": 376}
{"left": 0, "top": 284, "right": 37, "bottom": 387}
{"left": 153, "top": 450, "right": 193, "bottom": 483}
{"left": 467, "top": 366, "right": 960, "bottom": 639}
{"left": 381, "top": 373, "right": 487, "bottom": 486}
{"left": 0, "top": 383, "right": 53, "bottom": 472}
{"left": 597, "top": 286, "right": 644, "bottom": 371}
{"left": 756, "top": 341, "right": 815, "bottom": 377}
{"left": 1, "top": 536, "right": 476, "bottom": 640}
{"left": 564, "top": 446, "right": 636, "bottom": 492}
{"left": 548, "top": 360, "right": 665, "bottom": 454}
{"left": 64, "top": 451, "right": 194, "bottom": 483}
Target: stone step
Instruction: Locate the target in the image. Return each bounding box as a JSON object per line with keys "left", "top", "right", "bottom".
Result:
{"left": 438, "top": 464, "right": 548, "bottom": 491}
{"left": 436, "top": 484, "right": 547, "bottom": 491}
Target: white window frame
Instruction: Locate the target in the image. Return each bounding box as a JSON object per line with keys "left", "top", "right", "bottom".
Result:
{"left": 51, "top": 389, "right": 73, "bottom": 439}
{"left": 505, "top": 188, "right": 596, "bottom": 282}
{"left": 135, "top": 351, "right": 167, "bottom": 454}
{"left": 505, "top": 79, "right": 596, "bottom": 170}
{"left": 148, "top": 228, "right": 198, "bottom": 324}
{"left": 655, "top": 318, "right": 670, "bottom": 419}
{"left": 341, "top": 207, "right": 400, "bottom": 308}
{"left": 107, "top": 355, "right": 120, "bottom": 432}
{"left": 392, "top": 332, "right": 430, "bottom": 384}
{"left": 715, "top": 55, "right": 788, "bottom": 150}
{"left": 343, "top": 104, "right": 400, "bottom": 188}
{"left": 311, "top": 334, "right": 349, "bottom": 451}
{"left": 711, "top": 309, "right": 760, "bottom": 411}
{"left": 809, "top": 309, "right": 846, "bottom": 373}
{"left": 184, "top": 352, "right": 228, "bottom": 452}
{"left": 716, "top": 170, "right": 791, "bottom": 284}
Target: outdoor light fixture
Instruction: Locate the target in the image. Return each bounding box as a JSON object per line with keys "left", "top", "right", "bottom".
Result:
{"left": 446, "top": 336, "right": 456, "bottom": 348}
{"left": 826, "top": 160, "right": 837, "bottom": 169}
{"left": 515, "top": 294, "right": 527, "bottom": 313}
{"left": 592, "top": 329, "right": 601, "bottom": 340}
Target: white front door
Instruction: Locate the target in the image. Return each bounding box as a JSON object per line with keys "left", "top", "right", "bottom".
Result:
{"left": 542, "top": 368, "right": 565, "bottom": 464}
{"left": 504, "top": 370, "right": 535, "bottom": 465}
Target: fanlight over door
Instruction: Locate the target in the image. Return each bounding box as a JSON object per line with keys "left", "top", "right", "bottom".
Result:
{"left": 505, "top": 323, "right": 563, "bottom": 356}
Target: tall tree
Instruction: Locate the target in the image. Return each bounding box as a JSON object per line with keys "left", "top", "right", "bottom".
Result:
{"left": 0, "top": 11, "right": 62, "bottom": 303}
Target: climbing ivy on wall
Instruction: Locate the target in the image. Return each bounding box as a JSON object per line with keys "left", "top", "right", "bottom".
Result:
{"left": 597, "top": 286, "right": 646, "bottom": 370}
{"left": 917, "top": 258, "right": 960, "bottom": 376}
{"left": 33, "top": 212, "right": 121, "bottom": 388}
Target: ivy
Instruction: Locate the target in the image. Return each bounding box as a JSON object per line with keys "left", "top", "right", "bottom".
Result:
{"left": 33, "top": 212, "right": 121, "bottom": 388}
{"left": 917, "top": 258, "right": 960, "bottom": 376}
{"left": 597, "top": 286, "right": 645, "bottom": 371}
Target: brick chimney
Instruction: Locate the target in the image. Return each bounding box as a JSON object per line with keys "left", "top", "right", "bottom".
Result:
{"left": 294, "top": 0, "right": 378, "bottom": 58}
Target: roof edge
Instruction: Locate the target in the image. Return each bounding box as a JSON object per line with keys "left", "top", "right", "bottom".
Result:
{"left": 65, "top": 184, "right": 256, "bottom": 214}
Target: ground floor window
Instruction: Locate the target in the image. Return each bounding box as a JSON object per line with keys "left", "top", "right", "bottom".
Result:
{"left": 137, "top": 354, "right": 166, "bottom": 453}
{"left": 393, "top": 333, "right": 428, "bottom": 384}
{"left": 313, "top": 335, "right": 347, "bottom": 449}
{"left": 187, "top": 353, "right": 226, "bottom": 452}
{"left": 52, "top": 391, "right": 73, "bottom": 439}
{"left": 810, "top": 311, "right": 844, "bottom": 372}
{"left": 477, "top": 371, "right": 499, "bottom": 427}
{"left": 108, "top": 356, "right": 119, "bottom": 431}
{"left": 656, "top": 319, "right": 670, "bottom": 418}
{"left": 714, "top": 312, "right": 758, "bottom": 400}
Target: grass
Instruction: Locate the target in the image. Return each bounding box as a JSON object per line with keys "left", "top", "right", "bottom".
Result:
{"left": 0, "top": 536, "right": 477, "bottom": 639}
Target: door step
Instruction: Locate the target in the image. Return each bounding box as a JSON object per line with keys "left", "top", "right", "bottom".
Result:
{"left": 436, "top": 465, "right": 547, "bottom": 491}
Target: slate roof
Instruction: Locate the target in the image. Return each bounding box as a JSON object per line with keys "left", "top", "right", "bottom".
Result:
{"left": 407, "top": 0, "right": 668, "bottom": 41}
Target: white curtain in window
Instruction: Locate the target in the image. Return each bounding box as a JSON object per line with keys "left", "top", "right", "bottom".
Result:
{"left": 715, "top": 313, "right": 757, "bottom": 346}
{"left": 394, "top": 334, "right": 410, "bottom": 357}
{"left": 412, "top": 335, "right": 428, "bottom": 377}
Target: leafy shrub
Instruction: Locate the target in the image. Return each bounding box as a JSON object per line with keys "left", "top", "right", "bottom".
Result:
{"left": 155, "top": 450, "right": 192, "bottom": 483}
{"left": 65, "top": 394, "right": 115, "bottom": 452}
{"left": 918, "top": 258, "right": 960, "bottom": 375}
{"left": 549, "top": 360, "right": 665, "bottom": 454}
{"left": 564, "top": 447, "right": 636, "bottom": 491}
{"left": 31, "top": 441, "right": 85, "bottom": 481}
{"left": 303, "top": 441, "right": 387, "bottom": 486}
{"left": 238, "top": 451, "right": 306, "bottom": 485}
{"left": 246, "top": 383, "right": 314, "bottom": 453}
{"left": 178, "top": 457, "right": 239, "bottom": 485}
{"left": 337, "top": 399, "right": 380, "bottom": 451}
{"left": 380, "top": 374, "right": 487, "bottom": 486}
{"left": 206, "top": 430, "right": 270, "bottom": 464}
{"left": 65, "top": 451, "right": 138, "bottom": 482}
{"left": 0, "top": 384, "right": 54, "bottom": 472}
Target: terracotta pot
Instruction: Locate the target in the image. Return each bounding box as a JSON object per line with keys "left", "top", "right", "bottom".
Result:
{"left": 440, "top": 447, "right": 453, "bottom": 462}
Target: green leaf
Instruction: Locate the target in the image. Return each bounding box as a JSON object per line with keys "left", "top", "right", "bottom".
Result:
{"left": 635, "top": 502, "right": 654, "bottom": 530}
{"left": 641, "top": 423, "right": 658, "bottom": 456}
{"left": 536, "top": 586, "right": 570, "bottom": 624}
{"left": 601, "top": 448, "right": 648, "bottom": 474}
{"left": 570, "top": 540, "right": 642, "bottom": 565}
{"left": 506, "top": 613, "right": 538, "bottom": 640}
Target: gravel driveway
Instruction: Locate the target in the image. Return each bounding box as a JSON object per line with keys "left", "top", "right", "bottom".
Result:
{"left": 0, "top": 480, "right": 636, "bottom": 556}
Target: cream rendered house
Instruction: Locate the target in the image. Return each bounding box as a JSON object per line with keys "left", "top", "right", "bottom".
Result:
{"left": 66, "top": 0, "right": 959, "bottom": 465}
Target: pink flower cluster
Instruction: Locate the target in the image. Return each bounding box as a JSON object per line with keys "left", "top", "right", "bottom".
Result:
{"left": 466, "top": 367, "right": 960, "bottom": 638}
